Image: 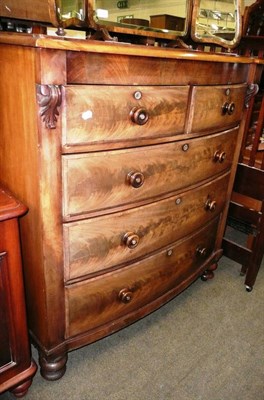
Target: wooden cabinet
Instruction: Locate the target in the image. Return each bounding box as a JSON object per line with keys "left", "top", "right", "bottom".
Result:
{"left": 0, "top": 187, "right": 37, "bottom": 397}
{"left": 0, "top": 33, "right": 256, "bottom": 381}
{"left": 150, "top": 14, "right": 185, "bottom": 31}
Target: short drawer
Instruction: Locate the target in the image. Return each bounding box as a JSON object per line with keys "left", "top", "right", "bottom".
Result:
{"left": 62, "top": 85, "right": 189, "bottom": 148}
{"left": 187, "top": 84, "right": 247, "bottom": 133}
{"left": 65, "top": 218, "right": 219, "bottom": 338}
{"left": 62, "top": 128, "right": 238, "bottom": 220}
{"left": 63, "top": 173, "right": 229, "bottom": 281}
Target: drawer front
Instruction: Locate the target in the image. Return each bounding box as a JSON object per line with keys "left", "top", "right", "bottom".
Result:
{"left": 63, "top": 173, "right": 229, "bottom": 281}
{"left": 67, "top": 52, "right": 249, "bottom": 86}
{"left": 65, "top": 218, "right": 219, "bottom": 338}
{"left": 62, "top": 85, "right": 189, "bottom": 147}
{"left": 62, "top": 128, "right": 238, "bottom": 220}
{"left": 187, "top": 84, "right": 247, "bottom": 133}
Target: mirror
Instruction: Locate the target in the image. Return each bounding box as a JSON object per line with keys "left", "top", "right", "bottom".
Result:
{"left": 191, "top": 0, "right": 242, "bottom": 48}
{"left": 0, "top": 0, "right": 242, "bottom": 49}
{"left": 90, "top": 0, "right": 192, "bottom": 40}
{"left": 55, "top": 0, "right": 86, "bottom": 21}
{"left": 48, "top": 0, "right": 87, "bottom": 30}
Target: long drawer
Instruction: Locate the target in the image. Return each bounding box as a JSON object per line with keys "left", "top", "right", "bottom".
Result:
{"left": 63, "top": 173, "right": 229, "bottom": 281}
{"left": 187, "top": 83, "right": 247, "bottom": 133}
{"left": 62, "top": 128, "right": 238, "bottom": 220}
{"left": 65, "top": 218, "right": 219, "bottom": 338}
{"left": 62, "top": 85, "right": 189, "bottom": 148}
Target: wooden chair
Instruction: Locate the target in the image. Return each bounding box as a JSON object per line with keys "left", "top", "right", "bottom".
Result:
{"left": 222, "top": 163, "right": 264, "bottom": 291}
{"left": 222, "top": 0, "right": 264, "bottom": 291}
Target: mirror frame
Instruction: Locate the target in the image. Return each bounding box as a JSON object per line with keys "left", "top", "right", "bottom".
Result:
{"left": 190, "top": 0, "right": 242, "bottom": 49}
{"left": 0, "top": 0, "right": 242, "bottom": 49}
{"left": 48, "top": 0, "right": 192, "bottom": 41}
{"left": 48, "top": 0, "right": 91, "bottom": 31}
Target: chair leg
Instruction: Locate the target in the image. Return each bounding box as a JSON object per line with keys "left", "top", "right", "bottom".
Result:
{"left": 240, "top": 265, "right": 247, "bottom": 276}
{"left": 244, "top": 232, "right": 264, "bottom": 291}
{"left": 240, "top": 234, "right": 254, "bottom": 276}
{"left": 245, "top": 263, "right": 262, "bottom": 291}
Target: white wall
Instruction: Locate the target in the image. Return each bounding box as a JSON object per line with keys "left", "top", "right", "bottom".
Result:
{"left": 96, "top": 0, "right": 187, "bottom": 22}
{"left": 95, "top": 0, "right": 257, "bottom": 24}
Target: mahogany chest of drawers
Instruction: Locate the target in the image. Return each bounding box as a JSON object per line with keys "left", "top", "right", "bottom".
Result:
{"left": 0, "top": 33, "right": 255, "bottom": 380}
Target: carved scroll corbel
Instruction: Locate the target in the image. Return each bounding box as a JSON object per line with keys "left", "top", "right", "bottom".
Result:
{"left": 245, "top": 83, "right": 259, "bottom": 109}
{"left": 37, "top": 84, "right": 62, "bottom": 129}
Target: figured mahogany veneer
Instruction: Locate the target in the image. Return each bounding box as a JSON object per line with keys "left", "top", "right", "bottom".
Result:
{"left": 0, "top": 33, "right": 258, "bottom": 381}
{"left": 187, "top": 84, "right": 247, "bottom": 133}
{"left": 62, "top": 129, "right": 238, "bottom": 220}
{"left": 65, "top": 218, "right": 219, "bottom": 338}
{"left": 62, "top": 85, "right": 189, "bottom": 147}
{"left": 64, "top": 173, "right": 230, "bottom": 281}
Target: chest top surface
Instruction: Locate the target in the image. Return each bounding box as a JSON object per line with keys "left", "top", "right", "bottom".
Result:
{"left": 0, "top": 32, "right": 262, "bottom": 64}
{"left": 0, "top": 187, "right": 27, "bottom": 221}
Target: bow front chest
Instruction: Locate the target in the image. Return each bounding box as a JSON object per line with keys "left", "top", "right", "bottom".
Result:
{"left": 0, "top": 34, "right": 254, "bottom": 379}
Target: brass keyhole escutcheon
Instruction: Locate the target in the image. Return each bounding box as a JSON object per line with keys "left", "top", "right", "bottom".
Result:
{"left": 182, "top": 143, "right": 189, "bottom": 152}
{"left": 134, "top": 91, "right": 142, "bottom": 100}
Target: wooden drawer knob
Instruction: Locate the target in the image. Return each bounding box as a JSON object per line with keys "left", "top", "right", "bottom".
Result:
{"left": 130, "top": 107, "right": 149, "bottom": 125}
{"left": 196, "top": 246, "right": 207, "bottom": 257}
{"left": 123, "top": 232, "right": 140, "bottom": 249}
{"left": 127, "top": 171, "right": 145, "bottom": 188}
{"left": 119, "top": 288, "right": 133, "bottom": 303}
{"left": 213, "top": 151, "right": 226, "bottom": 163}
{"left": 205, "top": 199, "right": 216, "bottom": 212}
{"left": 227, "top": 102, "right": 235, "bottom": 115}
{"left": 222, "top": 102, "right": 235, "bottom": 115}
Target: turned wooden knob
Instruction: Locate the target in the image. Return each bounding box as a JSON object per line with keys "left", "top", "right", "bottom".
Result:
{"left": 222, "top": 102, "right": 235, "bottom": 115}
{"left": 119, "top": 288, "right": 133, "bottom": 303}
{"left": 196, "top": 246, "right": 207, "bottom": 257}
{"left": 205, "top": 199, "right": 216, "bottom": 211}
{"left": 130, "top": 107, "right": 149, "bottom": 125}
{"left": 227, "top": 102, "right": 235, "bottom": 115}
{"left": 213, "top": 150, "right": 226, "bottom": 163}
{"left": 127, "top": 171, "right": 145, "bottom": 188}
{"left": 123, "top": 232, "right": 139, "bottom": 249}
{"left": 222, "top": 102, "right": 229, "bottom": 115}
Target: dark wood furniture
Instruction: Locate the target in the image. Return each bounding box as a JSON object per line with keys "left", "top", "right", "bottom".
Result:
{"left": 222, "top": 85, "right": 264, "bottom": 291}
{"left": 150, "top": 14, "right": 185, "bottom": 31}
{"left": 223, "top": 164, "right": 264, "bottom": 291}
{"left": 0, "top": 186, "right": 37, "bottom": 397}
{"left": 0, "top": 31, "right": 260, "bottom": 381}
{"left": 222, "top": 0, "right": 264, "bottom": 291}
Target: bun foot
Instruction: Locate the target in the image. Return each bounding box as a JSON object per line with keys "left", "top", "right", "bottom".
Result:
{"left": 201, "top": 262, "right": 218, "bottom": 281}
{"left": 9, "top": 360, "right": 37, "bottom": 397}
{"left": 11, "top": 379, "right": 33, "bottom": 398}
{"left": 39, "top": 352, "right": 68, "bottom": 381}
